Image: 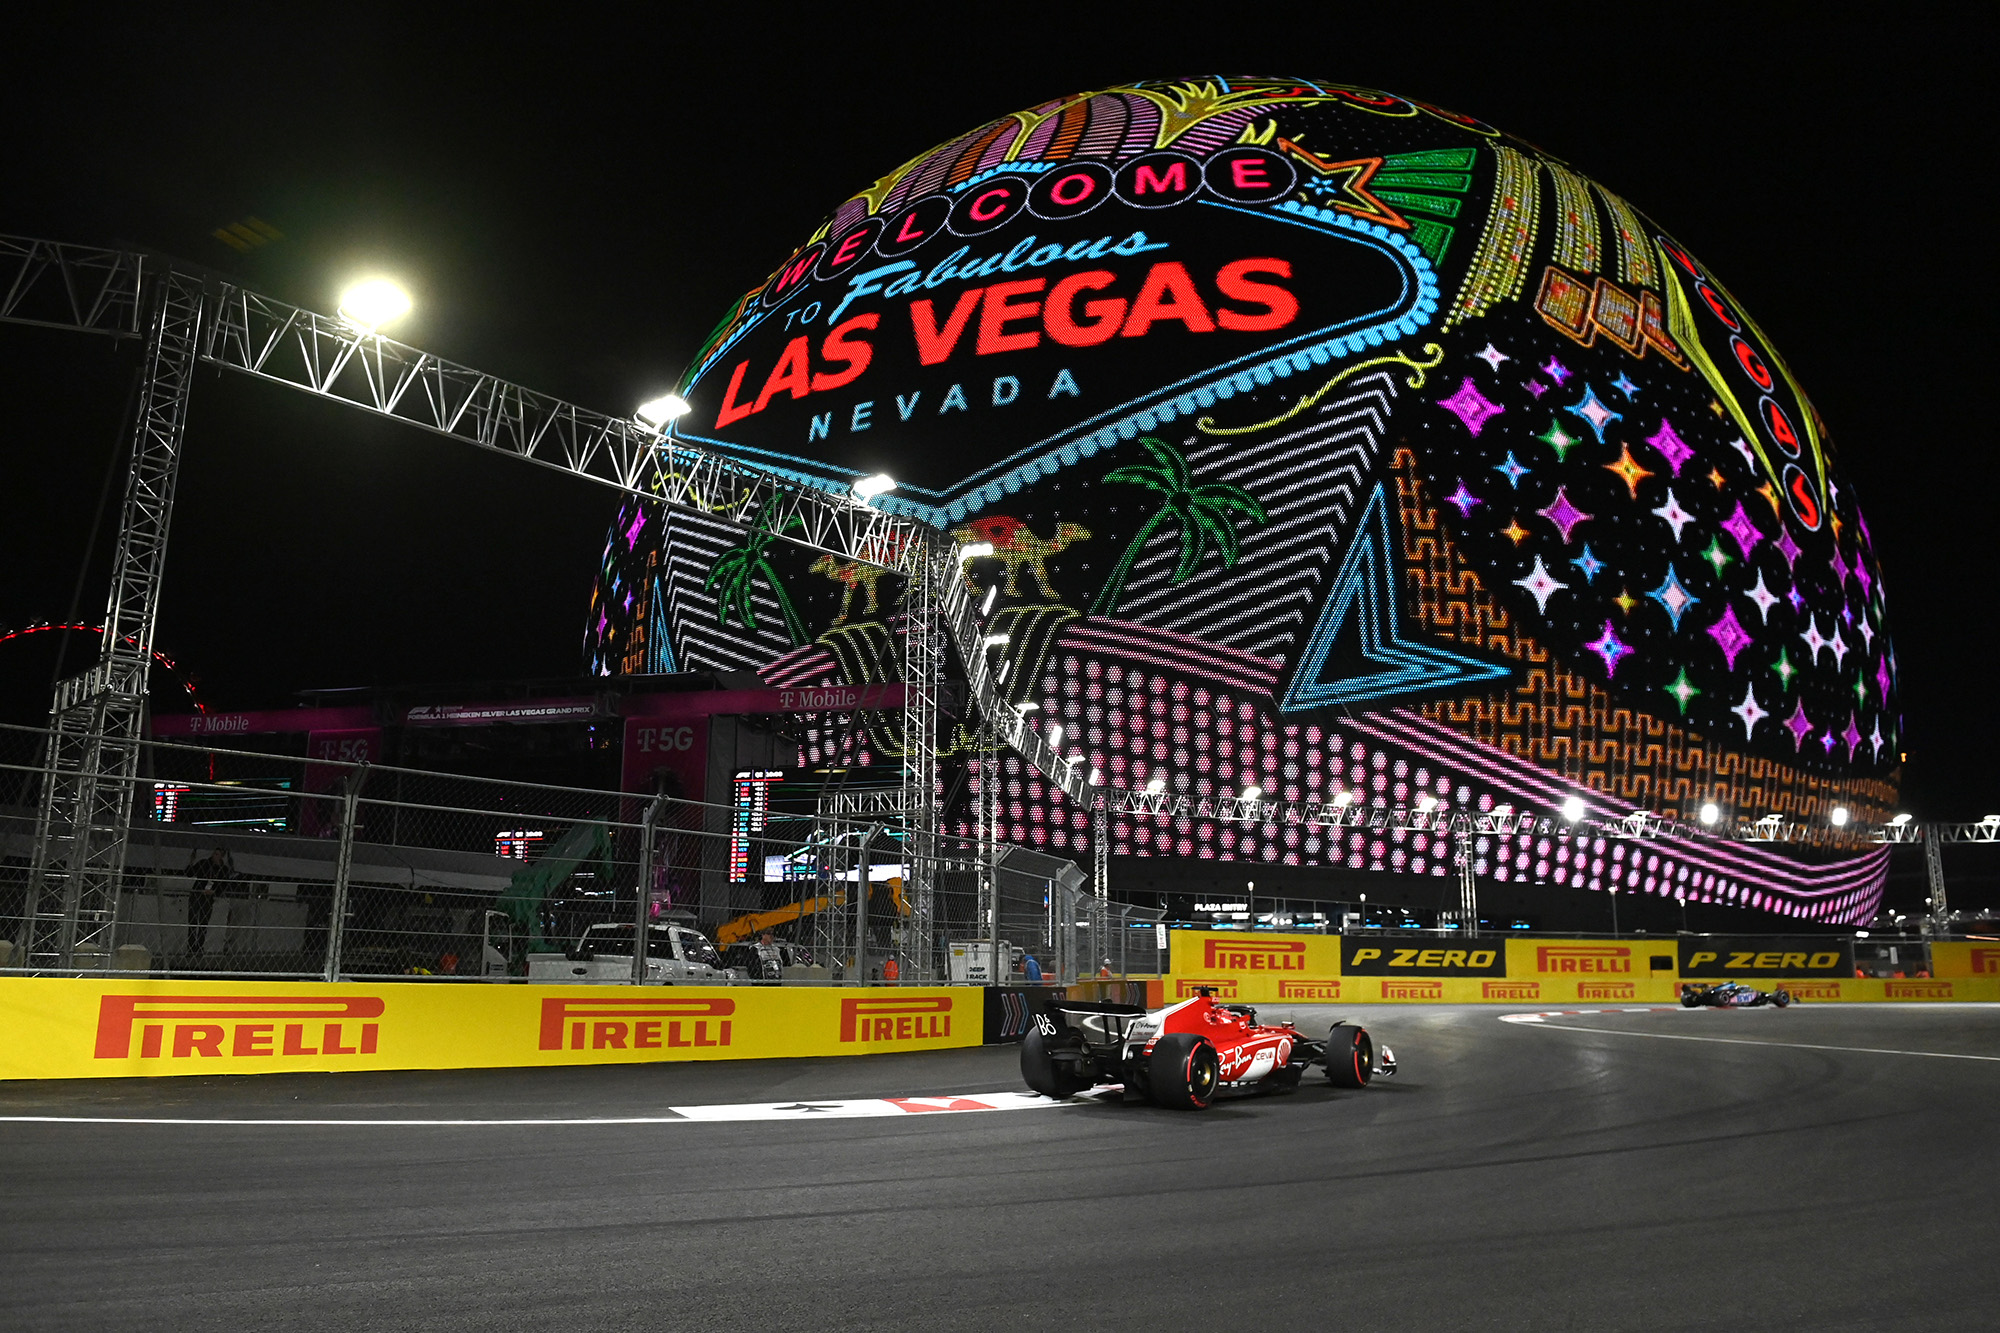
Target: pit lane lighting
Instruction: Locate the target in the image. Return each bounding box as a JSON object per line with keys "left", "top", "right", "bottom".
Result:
{"left": 336, "top": 278, "right": 412, "bottom": 332}
{"left": 1699, "top": 802, "right": 1721, "bottom": 826}
{"left": 634, "top": 393, "right": 691, "bottom": 429}
{"left": 981, "top": 586, "right": 998, "bottom": 614}
{"left": 1830, "top": 806, "right": 1851, "bottom": 827}
{"left": 851, "top": 473, "right": 897, "bottom": 499}
{"left": 1047, "top": 724, "right": 1064, "bottom": 748}
{"left": 1561, "top": 796, "right": 1586, "bottom": 822}
{"left": 1146, "top": 777, "right": 1166, "bottom": 794}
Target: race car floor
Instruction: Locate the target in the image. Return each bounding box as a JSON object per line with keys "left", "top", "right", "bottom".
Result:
{"left": 2, "top": 1003, "right": 1995, "bottom": 1331}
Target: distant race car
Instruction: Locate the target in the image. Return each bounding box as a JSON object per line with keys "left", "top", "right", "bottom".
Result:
{"left": 1681, "top": 981, "right": 1793, "bottom": 1009}
{"left": 1021, "top": 988, "right": 1395, "bottom": 1110}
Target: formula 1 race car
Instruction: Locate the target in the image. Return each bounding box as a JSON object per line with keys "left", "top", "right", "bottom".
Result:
{"left": 1680, "top": 981, "right": 1793, "bottom": 1009}
{"left": 1021, "top": 988, "right": 1396, "bottom": 1110}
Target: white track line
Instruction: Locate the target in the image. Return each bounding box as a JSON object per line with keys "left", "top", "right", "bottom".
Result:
{"left": 1513, "top": 1014, "right": 2000, "bottom": 1063}
{"left": 0, "top": 1091, "right": 1076, "bottom": 1127}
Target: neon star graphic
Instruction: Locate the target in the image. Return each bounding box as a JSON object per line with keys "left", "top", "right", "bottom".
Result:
{"left": 1726, "top": 436, "right": 1759, "bottom": 469}
{"left": 1584, "top": 620, "right": 1633, "bottom": 678}
{"left": 1645, "top": 420, "right": 1694, "bottom": 476}
{"left": 1612, "top": 588, "right": 1638, "bottom": 615}
{"left": 1611, "top": 372, "right": 1641, "bottom": 399}
{"left": 1513, "top": 555, "right": 1569, "bottom": 612}
{"left": 1604, "top": 445, "right": 1654, "bottom": 500}
{"left": 1875, "top": 656, "right": 1892, "bottom": 702}
{"left": 1800, "top": 615, "right": 1831, "bottom": 664}
{"left": 1719, "top": 501, "right": 1764, "bottom": 558}
{"left": 1707, "top": 467, "right": 1727, "bottom": 490}
{"left": 1536, "top": 419, "right": 1580, "bottom": 461}
{"left": 1771, "top": 646, "right": 1797, "bottom": 689}
{"left": 1700, "top": 536, "right": 1732, "bottom": 576}
{"left": 1475, "top": 342, "right": 1510, "bottom": 371}
{"left": 1853, "top": 672, "right": 1868, "bottom": 709}
{"left": 1754, "top": 482, "right": 1781, "bottom": 518}
{"left": 1707, "top": 605, "right": 1755, "bottom": 671}
{"left": 1438, "top": 378, "right": 1505, "bottom": 436}
{"left": 625, "top": 509, "right": 647, "bottom": 547}
{"left": 1785, "top": 586, "right": 1806, "bottom": 614}
{"left": 1709, "top": 399, "right": 1727, "bottom": 418}
{"left": 1731, "top": 684, "right": 1768, "bottom": 739}
{"left": 1541, "top": 356, "right": 1572, "bottom": 386}
{"left": 1536, "top": 486, "right": 1592, "bottom": 542}
{"left": 1664, "top": 667, "right": 1701, "bottom": 715}
{"left": 1827, "top": 624, "right": 1849, "bottom": 670}
{"left": 1868, "top": 718, "right": 1886, "bottom": 758}
{"left": 1820, "top": 730, "right": 1839, "bottom": 755}
{"left": 1773, "top": 526, "right": 1802, "bottom": 570}
{"left": 1646, "top": 564, "right": 1700, "bottom": 631}
{"left": 1744, "top": 571, "right": 1782, "bottom": 623}
{"left": 1854, "top": 559, "right": 1873, "bottom": 600}
{"left": 1829, "top": 545, "right": 1851, "bottom": 588}
{"left": 1445, "top": 481, "right": 1482, "bottom": 516}
{"left": 1571, "top": 545, "right": 1605, "bottom": 583}
{"left": 1857, "top": 615, "right": 1875, "bottom": 650}
{"left": 1651, "top": 488, "right": 1696, "bottom": 542}
{"left": 1524, "top": 378, "right": 1549, "bottom": 399}
{"left": 1565, "top": 384, "right": 1623, "bottom": 444}
{"left": 1500, "top": 517, "right": 1531, "bottom": 546}
{"left": 1783, "top": 701, "right": 1814, "bottom": 751}
{"left": 1492, "top": 452, "right": 1532, "bottom": 488}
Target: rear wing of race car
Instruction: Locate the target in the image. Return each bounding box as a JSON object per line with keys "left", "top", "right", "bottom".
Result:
{"left": 1045, "top": 1000, "right": 1151, "bottom": 1052}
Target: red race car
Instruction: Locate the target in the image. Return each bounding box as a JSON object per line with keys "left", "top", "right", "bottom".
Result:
{"left": 1021, "top": 988, "right": 1396, "bottom": 1110}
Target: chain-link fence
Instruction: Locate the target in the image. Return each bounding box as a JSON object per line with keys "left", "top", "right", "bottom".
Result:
{"left": 0, "top": 721, "right": 1158, "bottom": 985}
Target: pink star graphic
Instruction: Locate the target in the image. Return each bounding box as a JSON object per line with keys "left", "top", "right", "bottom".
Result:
{"left": 1523, "top": 378, "right": 1548, "bottom": 399}
{"left": 1438, "top": 378, "right": 1505, "bottom": 436}
{"left": 1537, "top": 486, "right": 1592, "bottom": 543}
{"left": 1707, "top": 605, "right": 1755, "bottom": 671}
{"left": 625, "top": 509, "right": 647, "bottom": 548}
{"left": 1584, "top": 621, "right": 1632, "bottom": 678}
{"left": 1446, "top": 482, "right": 1482, "bottom": 516}
{"left": 1773, "top": 526, "right": 1802, "bottom": 570}
{"left": 1646, "top": 420, "right": 1695, "bottom": 476}
{"left": 1829, "top": 545, "right": 1851, "bottom": 587}
{"left": 1719, "top": 501, "right": 1764, "bottom": 558}
{"left": 1541, "top": 356, "right": 1572, "bottom": 386}
{"left": 1841, "top": 714, "right": 1864, "bottom": 758}
{"left": 1783, "top": 701, "right": 1814, "bottom": 751}
{"left": 1875, "top": 656, "right": 1892, "bottom": 701}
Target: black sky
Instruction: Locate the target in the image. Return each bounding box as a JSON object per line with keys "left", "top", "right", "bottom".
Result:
{"left": 2, "top": 13, "right": 1993, "bottom": 816}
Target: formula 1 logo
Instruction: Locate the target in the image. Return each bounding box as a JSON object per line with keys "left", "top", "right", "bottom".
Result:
{"left": 94, "top": 994, "right": 384, "bottom": 1060}
{"left": 1576, "top": 981, "right": 1636, "bottom": 1000}
{"left": 538, "top": 997, "right": 734, "bottom": 1052}
{"left": 1884, "top": 980, "right": 1953, "bottom": 1000}
{"left": 1537, "top": 945, "right": 1631, "bottom": 974}
{"left": 1483, "top": 981, "right": 1540, "bottom": 1000}
{"left": 1175, "top": 978, "right": 1240, "bottom": 998}
{"left": 839, "top": 996, "right": 953, "bottom": 1043}
{"left": 1380, "top": 980, "right": 1443, "bottom": 1000}
{"left": 1278, "top": 980, "right": 1340, "bottom": 1000}
{"left": 1203, "top": 939, "right": 1307, "bottom": 971}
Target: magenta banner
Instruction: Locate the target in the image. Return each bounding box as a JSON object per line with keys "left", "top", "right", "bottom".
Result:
{"left": 402, "top": 699, "right": 598, "bottom": 727}
{"left": 150, "top": 707, "right": 376, "bottom": 738}
{"left": 623, "top": 683, "right": 904, "bottom": 720}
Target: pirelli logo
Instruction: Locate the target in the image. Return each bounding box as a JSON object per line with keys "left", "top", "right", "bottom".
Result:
{"left": 1203, "top": 939, "right": 1307, "bottom": 971}
{"left": 1175, "top": 978, "right": 1239, "bottom": 998}
{"left": 1885, "top": 980, "right": 1953, "bottom": 1000}
{"left": 1380, "top": 980, "right": 1443, "bottom": 1000}
{"left": 1537, "top": 945, "right": 1631, "bottom": 974}
{"left": 537, "top": 997, "right": 734, "bottom": 1051}
{"left": 1278, "top": 979, "right": 1341, "bottom": 1000}
{"left": 1787, "top": 981, "right": 1842, "bottom": 1001}
{"left": 1483, "top": 981, "right": 1540, "bottom": 1000}
{"left": 839, "top": 996, "right": 952, "bottom": 1043}
{"left": 94, "top": 994, "right": 384, "bottom": 1061}
{"left": 1577, "top": 981, "right": 1636, "bottom": 1000}
{"left": 1972, "top": 948, "right": 2000, "bottom": 975}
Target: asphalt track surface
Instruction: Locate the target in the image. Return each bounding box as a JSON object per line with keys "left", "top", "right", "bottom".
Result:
{"left": 3, "top": 1004, "right": 1996, "bottom": 1332}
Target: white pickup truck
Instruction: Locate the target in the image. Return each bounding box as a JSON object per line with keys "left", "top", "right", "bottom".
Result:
{"left": 526, "top": 922, "right": 740, "bottom": 984}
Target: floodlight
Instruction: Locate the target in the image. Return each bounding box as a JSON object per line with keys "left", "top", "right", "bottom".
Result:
{"left": 1016, "top": 701, "right": 1039, "bottom": 712}
{"left": 851, "top": 473, "right": 897, "bottom": 499}
{"left": 1890, "top": 813, "right": 1913, "bottom": 826}
{"left": 1146, "top": 777, "right": 1166, "bottom": 794}
{"left": 1241, "top": 785, "right": 1262, "bottom": 802}
{"left": 337, "top": 278, "right": 412, "bottom": 332}
{"left": 1561, "top": 796, "right": 1586, "bottom": 822}
{"left": 958, "top": 542, "right": 994, "bottom": 561}
{"left": 1090, "top": 769, "right": 1104, "bottom": 786}
{"left": 1416, "top": 794, "right": 1437, "bottom": 812}
{"left": 1983, "top": 814, "right": 2000, "bottom": 825}
{"left": 634, "top": 394, "right": 691, "bottom": 429}
{"left": 1046, "top": 724, "right": 1064, "bottom": 749}
{"left": 982, "top": 633, "right": 1009, "bottom": 647}
{"left": 1699, "top": 802, "right": 1721, "bottom": 826}
{"left": 1830, "top": 806, "right": 1850, "bottom": 827}
{"left": 981, "top": 586, "right": 998, "bottom": 614}
{"left": 1333, "top": 791, "right": 1353, "bottom": 807}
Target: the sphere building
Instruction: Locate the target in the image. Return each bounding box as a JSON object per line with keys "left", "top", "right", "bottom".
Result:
{"left": 586, "top": 78, "right": 1899, "bottom": 925}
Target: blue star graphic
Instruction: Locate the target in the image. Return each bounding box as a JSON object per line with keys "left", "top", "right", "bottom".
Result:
{"left": 1570, "top": 545, "right": 1605, "bottom": 584}
{"left": 1611, "top": 372, "right": 1641, "bottom": 399}
{"left": 1492, "top": 451, "right": 1532, "bottom": 489}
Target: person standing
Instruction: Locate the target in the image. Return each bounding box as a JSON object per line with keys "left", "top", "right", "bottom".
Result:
{"left": 184, "top": 848, "right": 233, "bottom": 960}
{"left": 1021, "top": 950, "right": 1043, "bottom": 984}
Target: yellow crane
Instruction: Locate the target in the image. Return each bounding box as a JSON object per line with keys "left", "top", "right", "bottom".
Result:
{"left": 716, "top": 876, "right": 908, "bottom": 945}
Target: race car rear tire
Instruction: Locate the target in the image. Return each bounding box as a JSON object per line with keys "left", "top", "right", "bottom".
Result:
{"left": 1146, "top": 1033, "right": 1220, "bottom": 1110}
{"left": 1020, "top": 1028, "right": 1092, "bottom": 1100}
{"left": 1325, "top": 1025, "right": 1374, "bottom": 1089}
{"left": 1680, "top": 992, "right": 1701, "bottom": 1008}
{"left": 1774, "top": 989, "right": 1792, "bottom": 1008}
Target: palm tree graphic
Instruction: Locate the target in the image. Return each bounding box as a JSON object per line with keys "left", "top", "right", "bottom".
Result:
{"left": 705, "top": 496, "right": 810, "bottom": 646}
{"left": 1090, "top": 436, "right": 1268, "bottom": 617}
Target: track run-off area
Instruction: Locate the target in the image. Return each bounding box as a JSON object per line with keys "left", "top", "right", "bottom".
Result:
{"left": 2, "top": 1003, "right": 1994, "bottom": 1331}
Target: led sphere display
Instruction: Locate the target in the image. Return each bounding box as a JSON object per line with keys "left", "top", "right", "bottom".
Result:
{"left": 587, "top": 78, "right": 1899, "bottom": 924}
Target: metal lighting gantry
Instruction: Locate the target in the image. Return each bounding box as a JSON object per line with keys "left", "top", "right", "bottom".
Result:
{"left": 0, "top": 234, "right": 1091, "bottom": 974}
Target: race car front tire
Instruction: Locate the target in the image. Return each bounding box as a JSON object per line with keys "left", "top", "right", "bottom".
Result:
{"left": 1146, "top": 1033, "right": 1221, "bottom": 1110}
{"left": 1680, "top": 992, "right": 1701, "bottom": 1008}
{"left": 1020, "top": 1028, "right": 1092, "bottom": 1100}
{"left": 1773, "top": 989, "right": 1792, "bottom": 1008}
{"left": 1325, "top": 1025, "right": 1374, "bottom": 1089}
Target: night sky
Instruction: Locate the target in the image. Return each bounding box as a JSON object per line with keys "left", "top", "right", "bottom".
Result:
{"left": 3, "top": 15, "right": 1993, "bottom": 817}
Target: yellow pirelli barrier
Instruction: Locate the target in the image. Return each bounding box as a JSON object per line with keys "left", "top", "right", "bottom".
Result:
{"left": 0, "top": 978, "right": 978, "bottom": 1081}
{"left": 1165, "top": 931, "right": 2000, "bottom": 1005}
